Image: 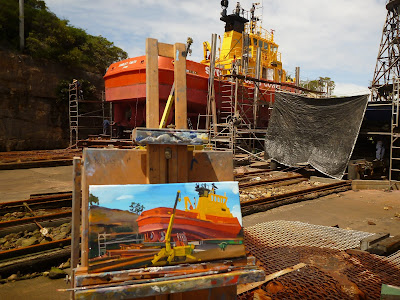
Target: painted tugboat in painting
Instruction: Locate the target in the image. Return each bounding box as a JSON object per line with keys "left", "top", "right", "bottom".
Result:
{"left": 103, "top": 1, "right": 295, "bottom": 130}
{"left": 136, "top": 183, "right": 242, "bottom": 243}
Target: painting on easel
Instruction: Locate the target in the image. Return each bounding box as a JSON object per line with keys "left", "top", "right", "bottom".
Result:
{"left": 88, "top": 182, "right": 245, "bottom": 273}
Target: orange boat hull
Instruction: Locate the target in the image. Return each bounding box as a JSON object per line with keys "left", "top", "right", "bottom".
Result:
{"left": 136, "top": 207, "right": 242, "bottom": 242}
{"left": 103, "top": 56, "right": 288, "bottom": 129}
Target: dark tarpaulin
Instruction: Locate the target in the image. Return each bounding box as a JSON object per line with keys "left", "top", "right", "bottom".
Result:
{"left": 264, "top": 92, "right": 369, "bottom": 179}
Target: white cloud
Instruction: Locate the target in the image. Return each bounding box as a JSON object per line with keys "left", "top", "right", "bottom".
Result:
{"left": 231, "top": 184, "right": 239, "bottom": 195}
{"left": 333, "top": 83, "right": 371, "bottom": 97}
{"left": 231, "top": 204, "right": 243, "bottom": 226}
{"left": 116, "top": 194, "right": 134, "bottom": 201}
{"left": 45, "top": 0, "right": 387, "bottom": 88}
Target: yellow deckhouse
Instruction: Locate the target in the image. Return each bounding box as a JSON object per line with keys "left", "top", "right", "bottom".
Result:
{"left": 202, "top": 2, "right": 289, "bottom": 83}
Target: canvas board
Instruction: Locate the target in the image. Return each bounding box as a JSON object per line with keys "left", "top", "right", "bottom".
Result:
{"left": 88, "top": 181, "right": 245, "bottom": 272}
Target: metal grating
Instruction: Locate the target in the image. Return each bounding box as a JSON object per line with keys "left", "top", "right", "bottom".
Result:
{"left": 241, "top": 220, "right": 400, "bottom": 299}
{"left": 244, "top": 220, "right": 374, "bottom": 251}
{"left": 386, "top": 250, "right": 400, "bottom": 267}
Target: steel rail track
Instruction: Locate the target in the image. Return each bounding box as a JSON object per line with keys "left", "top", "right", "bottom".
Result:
{"left": 241, "top": 181, "right": 351, "bottom": 215}
{"left": 0, "top": 238, "right": 71, "bottom": 261}
{"left": 0, "top": 211, "right": 72, "bottom": 229}
{"left": 0, "top": 193, "right": 72, "bottom": 214}
{"left": 234, "top": 169, "right": 273, "bottom": 178}
{"left": 239, "top": 174, "right": 305, "bottom": 188}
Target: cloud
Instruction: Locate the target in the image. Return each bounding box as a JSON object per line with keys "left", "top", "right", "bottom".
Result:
{"left": 231, "top": 204, "right": 243, "bottom": 226}
{"left": 45, "top": 0, "right": 387, "bottom": 90}
{"left": 116, "top": 194, "right": 134, "bottom": 201}
{"left": 333, "top": 83, "right": 371, "bottom": 97}
{"left": 231, "top": 184, "right": 239, "bottom": 195}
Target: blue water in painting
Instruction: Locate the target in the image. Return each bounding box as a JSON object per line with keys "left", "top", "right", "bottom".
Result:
{"left": 89, "top": 181, "right": 242, "bottom": 225}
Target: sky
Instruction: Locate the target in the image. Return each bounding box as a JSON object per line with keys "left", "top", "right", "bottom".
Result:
{"left": 89, "top": 181, "right": 243, "bottom": 225}
{"left": 45, "top": 0, "right": 387, "bottom": 96}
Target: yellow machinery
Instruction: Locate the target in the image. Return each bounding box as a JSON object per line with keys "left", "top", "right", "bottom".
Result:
{"left": 152, "top": 191, "right": 197, "bottom": 265}
{"left": 184, "top": 183, "right": 235, "bottom": 221}
{"left": 201, "top": 1, "right": 291, "bottom": 83}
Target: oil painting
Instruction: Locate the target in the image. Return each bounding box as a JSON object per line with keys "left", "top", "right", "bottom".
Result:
{"left": 88, "top": 181, "right": 245, "bottom": 272}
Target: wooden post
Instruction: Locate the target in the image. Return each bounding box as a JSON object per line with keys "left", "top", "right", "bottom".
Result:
{"left": 81, "top": 152, "right": 89, "bottom": 267}
{"left": 174, "top": 43, "right": 187, "bottom": 129}
{"left": 146, "top": 38, "right": 159, "bottom": 128}
{"left": 71, "top": 157, "right": 82, "bottom": 300}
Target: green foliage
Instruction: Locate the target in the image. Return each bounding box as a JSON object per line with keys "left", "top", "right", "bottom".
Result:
{"left": 89, "top": 193, "right": 99, "bottom": 206}
{"left": 56, "top": 78, "right": 97, "bottom": 104}
{"left": 0, "top": 0, "right": 127, "bottom": 73}
{"left": 301, "top": 77, "right": 335, "bottom": 96}
{"left": 129, "top": 202, "right": 145, "bottom": 215}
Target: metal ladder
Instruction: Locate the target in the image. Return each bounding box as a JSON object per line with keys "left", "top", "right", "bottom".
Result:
{"left": 69, "top": 83, "right": 79, "bottom": 146}
{"left": 98, "top": 233, "right": 107, "bottom": 256}
{"left": 390, "top": 77, "right": 400, "bottom": 188}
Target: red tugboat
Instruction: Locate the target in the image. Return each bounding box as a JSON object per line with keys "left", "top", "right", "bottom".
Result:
{"left": 136, "top": 183, "right": 242, "bottom": 242}
{"left": 103, "top": 1, "right": 295, "bottom": 130}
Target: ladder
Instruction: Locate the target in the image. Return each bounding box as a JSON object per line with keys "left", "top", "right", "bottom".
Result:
{"left": 390, "top": 77, "right": 400, "bottom": 188}
{"left": 69, "top": 83, "right": 80, "bottom": 146}
{"left": 98, "top": 233, "right": 107, "bottom": 256}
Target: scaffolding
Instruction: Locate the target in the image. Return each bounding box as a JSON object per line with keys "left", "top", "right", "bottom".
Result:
{"left": 201, "top": 33, "right": 275, "bottom": 157}
{"left": 366, "top": 1, "right": 400, "bottom": 187}
{"left": 68, "top": 83, "right": 112, "bottom": 147}
{"left": 390, "top": 77, "right": 400, "bottom": 186}
{"left": 370, "top": 0, "right": 400, "bottom": 102}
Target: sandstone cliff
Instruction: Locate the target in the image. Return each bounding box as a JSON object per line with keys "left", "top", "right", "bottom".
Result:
{"left": 0, "top": 49, "right": 104, "bottom": 151}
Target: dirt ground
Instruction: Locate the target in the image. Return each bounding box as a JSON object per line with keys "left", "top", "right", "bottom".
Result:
{"left": 0, "top": 166, "right": 400, "bottom": 299}
{"left": 243, "top": 189, "right": 400, "bottom": 236}
{"left": 0, "top": 166, "right": 73, "bottom": 202}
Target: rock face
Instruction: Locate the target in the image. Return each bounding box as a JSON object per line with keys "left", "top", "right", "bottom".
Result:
{"left": 0, "top": 49, "right": 104, "bottom": 151}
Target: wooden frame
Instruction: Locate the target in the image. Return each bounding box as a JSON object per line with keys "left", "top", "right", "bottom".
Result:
{"left": 146, "top": 38, "right": 187, "bottom": 129}
{"left": 70, "top": 37, "right": 264, "bottom": 300}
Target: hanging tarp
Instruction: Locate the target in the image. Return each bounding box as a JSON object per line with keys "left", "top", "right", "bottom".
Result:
{"left": 264, "top": 92, "right": 369, "bottom": 179}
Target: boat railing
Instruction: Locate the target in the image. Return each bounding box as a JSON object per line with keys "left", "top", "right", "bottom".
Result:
{"left": 210, "top": 193, "right": 228, "bottom": 204}
{"left": 245, "top": 24, "right": 274, "bottom": 42}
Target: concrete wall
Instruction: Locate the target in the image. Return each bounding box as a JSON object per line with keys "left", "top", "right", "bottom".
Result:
{"left": 0, "top": 49, "right": 104, "bottom": 151}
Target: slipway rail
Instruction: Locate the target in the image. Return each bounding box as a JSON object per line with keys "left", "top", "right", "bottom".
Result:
{"left": 241, "top": 181, "right": 351, "bottom": 216}
{"left": 239, "top": 174, "right": 305, "bottom": 188}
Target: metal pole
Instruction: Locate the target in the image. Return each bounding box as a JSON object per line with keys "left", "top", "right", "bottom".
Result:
{"left": 253, "top": 46, "right": 261, "bottom": 128}
{"left": 19, "top": 0, "right": 24, "bottom": 50}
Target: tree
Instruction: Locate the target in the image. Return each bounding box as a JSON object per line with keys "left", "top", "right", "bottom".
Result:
{"left": 300, "top": 77, "right": 335, "bottom": 96}
{"left": 0, "top": 0, "right": 127, "bottom": 74}
{"left": 89, "top": 193, "right": 99, "bottom": 206}
{"left": 129, "top": 202, "right": 145, "bottom": 214}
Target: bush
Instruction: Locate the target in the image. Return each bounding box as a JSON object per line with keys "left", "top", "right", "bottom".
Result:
{"left": 0, "top": 0, "right": 127, "bottom": 74}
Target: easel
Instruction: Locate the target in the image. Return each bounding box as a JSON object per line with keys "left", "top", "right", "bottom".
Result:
{"left": 69, "top": 38, "right": 264, "bottom": 300}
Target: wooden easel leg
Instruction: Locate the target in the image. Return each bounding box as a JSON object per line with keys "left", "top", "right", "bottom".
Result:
{"left": 71, "top": 157, "right": 82, "bottom": 300}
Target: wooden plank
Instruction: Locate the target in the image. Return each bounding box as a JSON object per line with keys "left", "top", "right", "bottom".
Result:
{"left": 174, "top": 43, "right": 187, "bottom": 129}
{"left": 168, "top": 145, "right": 179, "bottom": 183}
{"left": 147, "top": 145, "right": 161, "bottom": 184}
{"left": 76, "top": 257, "right": 250, "bottom": 287}
{"left": 84, "top": 148, "right": 148, "bottom": 185}
{"left": 177, "top": 145, "right": 188, "bottom": 183}
{"left": 74, "top": 269, "right": 265, "bottom": 300}
{"left": 237, "top": 263, "right": 307, "bottom": 295}
{"left": 189, "top": 151, "right": 234, "bottom": 182}
{"left": 158, "top": 42, "right": 174, "bottom": 58}
{"left": 146, "top": 38, "right": 159, "bottom": 128}
{"left": 71, "top": 157, "right": 82, "bottom": 300}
